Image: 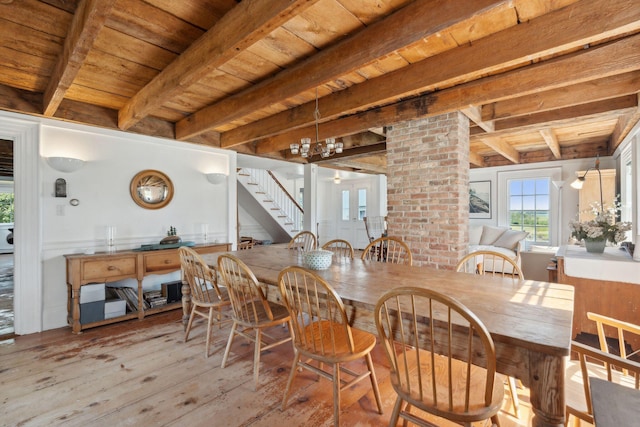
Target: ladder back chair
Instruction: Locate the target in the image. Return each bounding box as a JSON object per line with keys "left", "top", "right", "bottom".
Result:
{"left": 321, "top": 239, "right": 354, "bottom": 259}
{"left": 178, "top": 247, "right": 231, "bottom": 358}
{"left": 565, "top": 341, "right": 640, "bottom": 426}
{"left": 456, "top": 250, "right": 524, "bottom": 417}
{"left": 217, "top": 254, "right": 292, "bottom": 390}
{"left": 363, "top": 216, "right": 387, "bottom": 242}
{"left": 361, "top": 236, "right": 413, "bottom": 265}
{"left": 456, "top": 250, "right": 524, "bottom": 281}
{"left": 587, "top": 312, "right": 640, "bottom": 365}
{"left": 375, "top": 287, "right": 504, "bottom": 427}
{"left": 288, "top": 231, "right": 317, "bottom": 252}
{"left": 277, "top": 266, "right": 383, "bottom": 426}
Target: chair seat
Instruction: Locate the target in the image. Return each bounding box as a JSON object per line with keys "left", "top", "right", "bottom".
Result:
{"left": 565, "top": 359, "right": 638, "bottom": 416}
{"left": 233, "top": 299, "right": 290, "bottom": 327}
{"left": 394, "top": 351, "right": 504, "bottom": 421}
{"left": 194, "top": 287, "right": 229, "bottom": 307}
{"left": 298, "top": 320, "right": 377, "bottom": 363}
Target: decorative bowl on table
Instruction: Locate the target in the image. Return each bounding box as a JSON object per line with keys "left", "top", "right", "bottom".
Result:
{"left": 303, "top": 250, "right": 334, "bottom": 270}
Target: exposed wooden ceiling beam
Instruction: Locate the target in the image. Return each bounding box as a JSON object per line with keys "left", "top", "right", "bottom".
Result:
{"left": 176, "top": 0, "right": 509, "bottom": 140}
{"left": 256, "top": 35, "right": 640, "bottom": 154}
{"left": 220, "top": 0, "right": 640, "bottom": 148}
{"left": 539, "top": 128, "right": 561, "bottom": 159}
{"left": 473, "top": 95, "right": 638, "bottom": 137}
{"left": 480, "top": 137, "right": 520, "bottom": 164}
{"left": 118, "top": 0, "right": 318, "bottom": 130}
{"left": 461, "top": 105, "right": 494, "bottom": 132}
{"left": 469, "top": 151, "right": 485, "bottom": 167}
{"left": 481, "top": 70, "right": 640, "bottom": 122}
{"left": 610, "top": 94, "right": 640, "bottom": 151}
{"left": 43, "top": 0, "right": 115, "bottom": 117}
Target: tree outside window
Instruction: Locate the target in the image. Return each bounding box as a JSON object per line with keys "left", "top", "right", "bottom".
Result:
{"left": 0, "top": 193, "right": 13, "bottom": 224}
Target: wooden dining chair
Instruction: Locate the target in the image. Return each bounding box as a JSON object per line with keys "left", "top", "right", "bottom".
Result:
{"left": 565, "top": 341, "right": 640, "bottom": 426}
{"left": 361, "top": 236, "right": 412, "bottom": 265}
{"left": 178, "top": 247, "right": 231, "bottom": 358}
{"left": 287, "top": 230, "right": 317, "bottom": 252}
{"left": 364, "top": 215, "right": 387, "bottom": 242}
{"left": 277, "top": 266, "right": 383, "bottom": 426}
{"left": 374, "top": 286, "right": 504, "bottom": 427}
{"left": 456, "top": 250, "right": 524, "bottom": 280}
{"left": 321, "top": 238, "right": 354, "bottom": 259}
{"left": 587, "top": 312, "right": 640, "bottom": 364}
{"left": 217, "top": 254, "right": 292, "bottom": 390}
{"left": 456, "top": 250, "right": 524, "bottom": 417}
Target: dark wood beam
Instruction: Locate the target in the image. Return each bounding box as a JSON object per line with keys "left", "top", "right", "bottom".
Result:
{"left": 118, "top": 0, "right": 319, "bottom": 130}
{"left": 43, "top": 0, "right": 115, "bottom": 116}
{"left": 177, "top": 0, "right": 507, "bottom": 140}
{"left": 257, "top": 35, "right": 640, "bottom": 154}
{"left": 221, "top": 0, "right": 640, "bottom": 148}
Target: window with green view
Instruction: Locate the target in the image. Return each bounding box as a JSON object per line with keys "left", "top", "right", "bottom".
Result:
{"left": 508, "top": 178, "right": 550, "bottom": 245}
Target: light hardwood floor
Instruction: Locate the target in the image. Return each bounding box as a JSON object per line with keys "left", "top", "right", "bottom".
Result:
{"left": 0, "top": 309, "right": 535, "bottom": 426}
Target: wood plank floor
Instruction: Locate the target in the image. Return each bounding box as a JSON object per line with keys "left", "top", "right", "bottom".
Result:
{"left": 0, "top": 310, "right": 537, "bottom": 426}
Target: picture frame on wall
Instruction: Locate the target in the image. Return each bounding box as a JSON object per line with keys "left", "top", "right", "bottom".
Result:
{"left": 469, "top": 181, "right": 491, "bottom": 219}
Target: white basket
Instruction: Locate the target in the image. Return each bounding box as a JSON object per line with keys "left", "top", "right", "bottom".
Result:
{"left": 304, "top": 250, "right": 334, "bottom": 270}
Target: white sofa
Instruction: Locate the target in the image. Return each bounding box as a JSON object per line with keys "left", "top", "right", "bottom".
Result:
{"left": 469, "top": 225, "right": 528, "bottom": 267}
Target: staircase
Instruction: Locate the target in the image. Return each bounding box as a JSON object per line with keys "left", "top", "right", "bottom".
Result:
{"left": 237, "top": 168, "right": 303, "bottom": 238}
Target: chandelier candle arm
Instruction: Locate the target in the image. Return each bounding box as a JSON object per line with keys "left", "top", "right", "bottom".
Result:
{"left": 290, "top": 89, "right": 341, "bottom": 159}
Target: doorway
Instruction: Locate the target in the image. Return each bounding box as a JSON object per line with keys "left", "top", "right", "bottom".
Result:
{"left": 337, "top": 183, "right": 370, "bottom": 249}
{"left": 0, "top": 140, "right": 14, "bottom": 339}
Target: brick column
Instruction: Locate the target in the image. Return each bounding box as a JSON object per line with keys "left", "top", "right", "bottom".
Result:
{"left": 386, "top": 112, "right": 469, "bottom": 269}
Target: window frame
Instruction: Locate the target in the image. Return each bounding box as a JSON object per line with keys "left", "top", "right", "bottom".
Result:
{"left": 497, "top": 167, "right": 562, "bottom": 249}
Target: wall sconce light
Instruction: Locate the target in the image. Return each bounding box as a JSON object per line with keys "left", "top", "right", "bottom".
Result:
{"left": 570, "top": 156, "right": 603, "bottom": 214}
{"left": 205, "top": 172, "right": 226, "bottom": 185}
{"left": 46, "top": 156, "right": 85, "bottom": 173}
{"left": 333, "top": 174, "right": 341, "bottom": 184}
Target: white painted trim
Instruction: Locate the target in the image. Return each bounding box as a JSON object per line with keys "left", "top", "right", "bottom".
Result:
{"left": 0, "top": 114, "right": 42, "bottom": 334}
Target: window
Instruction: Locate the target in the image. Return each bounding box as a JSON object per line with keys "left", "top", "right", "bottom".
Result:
{"left": 341, "top": 190, "right": 349, "bottom": 221}
{"left": 497, "top": 167, "right": 561, "bottom": 247}
{"left": 508, "top": 178, "right": 550, "bottom": 244}
{"left": 358, "top": 188, "right": 367, "bottom": 220}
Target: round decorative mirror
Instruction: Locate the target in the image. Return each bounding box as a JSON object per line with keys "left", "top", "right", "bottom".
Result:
{"left": 130, "top": 170, "right": 174, "bottom": 209}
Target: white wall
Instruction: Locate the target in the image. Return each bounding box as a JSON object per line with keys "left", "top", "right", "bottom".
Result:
{"left": 4, "top": 112, "right": 236, "bottom": 333}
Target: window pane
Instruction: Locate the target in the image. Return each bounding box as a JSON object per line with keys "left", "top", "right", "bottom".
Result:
{"left": 358, "top": 189, "right": 367, "bottom": 220}
{"left": 341, "top": 190, "right": 349, "bottom": 221}
{"left": 507, "top": 178, "right": 550, "bottom": 245}
{"left": 509, "top": 180, "right": 522, "bottom": 196}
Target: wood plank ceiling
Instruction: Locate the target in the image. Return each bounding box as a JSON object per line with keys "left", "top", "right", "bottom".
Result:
{"left": 0, "top": 0, "right": 639, "bottom": 175}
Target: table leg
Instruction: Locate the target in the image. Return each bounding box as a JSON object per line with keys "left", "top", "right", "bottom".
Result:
{"left": 528, "top": 351, "right": 566, "bottom": 427}
{"left": 181, "top": 279, "right": 191, "bottom": 329}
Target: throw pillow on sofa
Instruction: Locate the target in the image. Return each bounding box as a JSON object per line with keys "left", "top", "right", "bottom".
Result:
{"left": 479, "top": 226, "right": 507, "bottom": 245}
{"left": 494, "top": 230, "right": 529, "bottom": 251}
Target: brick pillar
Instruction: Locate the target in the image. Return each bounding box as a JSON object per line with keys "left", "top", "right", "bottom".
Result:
{"left": 386, "top": 112, "right": 469, "bottom": 269}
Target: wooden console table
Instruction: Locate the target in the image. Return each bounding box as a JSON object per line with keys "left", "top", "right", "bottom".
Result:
{"left": 65, "top": 243, "right": 230, "bottom": 333}
{"left": 556, "top": 245, "right": 640, "bottom": 349}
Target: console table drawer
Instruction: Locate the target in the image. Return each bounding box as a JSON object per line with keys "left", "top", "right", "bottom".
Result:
{"left": 144, "top": 252, "right": 180, "bottom": 273}
{"left": 82, "top": 257, "right": 137, "bottom": 281}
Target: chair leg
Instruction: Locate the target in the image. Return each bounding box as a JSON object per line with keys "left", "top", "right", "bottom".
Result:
{"left": 184, "top": 306, "right": 197, "bottom": 343}
{"left": 491, "top": 414, "right": 501, "bottom": 427}
{"left": 333, "top": 362, "right": 341, "bottom": 427}
{"left": 281, "top": 351, "right": 300, "bottom": 411}
{"left": 221, "top": 321, "right": 238, "bottom": 368}
{"left": 365, "top": 353, "right": 383, "bottom": 414}
{"left": 205, "top": 307, "right": 214, "bottom": 358}
{"left": 388, "top": 396, "right": 403, "bottom": 427}
{"left": 506, "top": 376, "right": 520, "bottom": 418}
{"left": 253, "top": 328, "right": 262, "bottom": 391}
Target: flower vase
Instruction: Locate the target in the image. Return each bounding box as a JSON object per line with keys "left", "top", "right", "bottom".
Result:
{"left": 584, "top": 239, "right": 606, "bottom": 254}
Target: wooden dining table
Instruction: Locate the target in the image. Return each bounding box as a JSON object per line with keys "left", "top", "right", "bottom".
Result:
{"left": 191, "top": 246, "right": 575, "bottom": 427}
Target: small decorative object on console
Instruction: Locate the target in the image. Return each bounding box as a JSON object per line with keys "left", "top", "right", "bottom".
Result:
{"left": 160, "top": 226, "right": 181, "bottom": 244}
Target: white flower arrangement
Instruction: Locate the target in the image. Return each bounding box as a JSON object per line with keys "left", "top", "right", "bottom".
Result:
{"left": 569, "top": 199, "right": 631, "bottom": 244}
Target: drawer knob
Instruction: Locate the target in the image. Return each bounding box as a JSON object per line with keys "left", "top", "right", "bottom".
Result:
{"left": 107, "top": 265, "right": 117, "bottom": 271}
{"left": 164, "top": 259, "right": 171, "bottom": 264}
